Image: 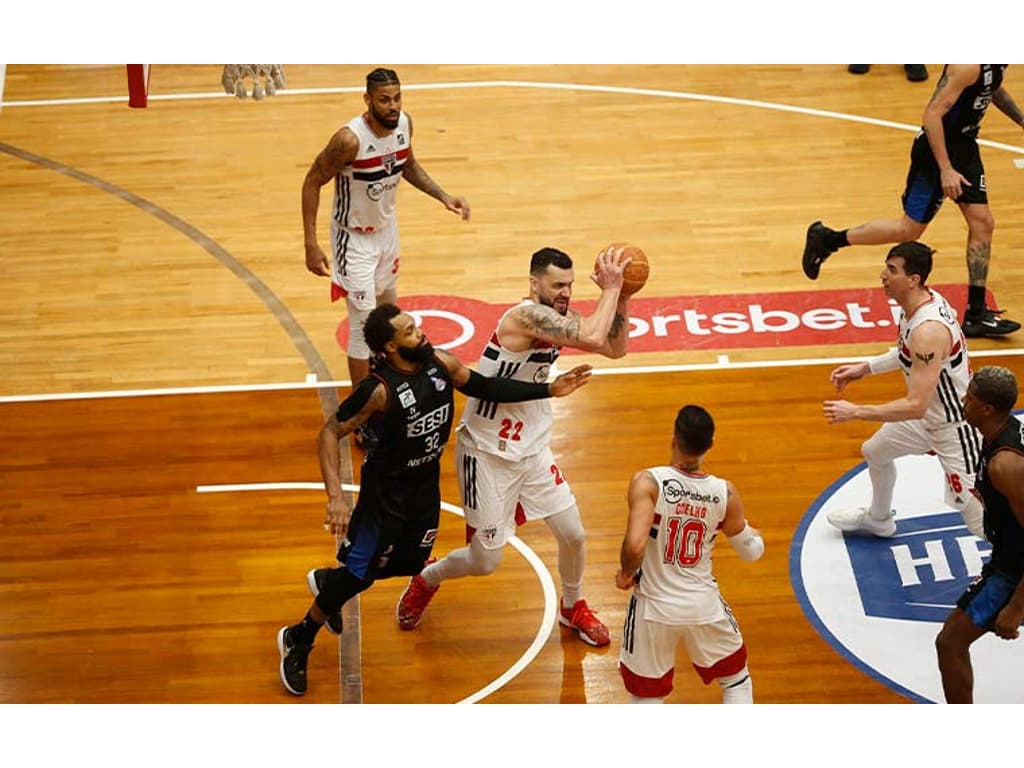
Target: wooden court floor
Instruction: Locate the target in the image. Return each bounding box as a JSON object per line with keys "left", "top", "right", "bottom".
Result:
{"left": 1, "top": 65, "right": 1023, "bottom": 703}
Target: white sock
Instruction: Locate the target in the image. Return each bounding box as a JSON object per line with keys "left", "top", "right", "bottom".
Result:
{"left": 719, "top": 670, "right": 753, "bottom": 704}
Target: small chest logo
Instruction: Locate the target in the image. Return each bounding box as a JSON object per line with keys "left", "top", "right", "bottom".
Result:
{"left": 399, "top": 389, "right": 417, "bottom": 408}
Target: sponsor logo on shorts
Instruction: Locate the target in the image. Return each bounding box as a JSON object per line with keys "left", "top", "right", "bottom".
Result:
{"left": 791, "top": 436, "right": 1023, "bottom": 704}
{"left": 477, "top": 526, "right": 499, "bottom": 546}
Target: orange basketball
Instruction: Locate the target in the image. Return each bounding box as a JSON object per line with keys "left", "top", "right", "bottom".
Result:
{"left": 596, "top": 242, "right": 649, "bottom": 296}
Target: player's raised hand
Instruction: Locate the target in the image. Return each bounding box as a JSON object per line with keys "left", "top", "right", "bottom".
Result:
{"left": 590, "top": 245, "right": 627, "bottom": 291}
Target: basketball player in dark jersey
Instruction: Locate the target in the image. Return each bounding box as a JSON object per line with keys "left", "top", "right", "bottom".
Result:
{"left": 276, "top": 302, "right": 593, "bottom": 696}
{"left": 803, "top": 65, "right": 1024, "bottom": 338}
{"left": 936, "top": 366, "right": 1024, "bottom": 703}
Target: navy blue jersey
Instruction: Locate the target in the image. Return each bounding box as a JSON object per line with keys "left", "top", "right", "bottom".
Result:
{"left": 939, "top": 64, "right": 1008, "bottom": 140}
{"left": 977, "top": 415, "right": 1024, "bottom": 579}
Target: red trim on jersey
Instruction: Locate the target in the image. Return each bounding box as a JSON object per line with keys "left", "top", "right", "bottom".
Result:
{"left": 671, "top": 464, "right": 708, "bottom": 478}
{"left": 619, "top": 661, "right": 674, "bottom": 698}
{"left": 351, "top": 147, "right": 410, "bottom": 169}
{"left": 693, "top": 643, "right": 747, "bottom": 684}
{"left": 905, "top": 291, "right": 936, "bottom": 322}
{"left": 652, "top": 512, "right": 662, "bottom": 525}
{"left": 331, "top": 283, "right": 347, "bottom": 303}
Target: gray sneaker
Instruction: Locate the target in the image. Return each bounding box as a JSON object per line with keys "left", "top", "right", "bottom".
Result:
{"left": 306, "top": 568, "right": 343, "bottom": 635}
{"left": 826, "top": 507, "right": 897, "bottom": 538}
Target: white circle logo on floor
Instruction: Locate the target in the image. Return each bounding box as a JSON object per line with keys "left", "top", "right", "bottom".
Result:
{"left": 791, "top": 420, "right": 1024, "bottom": 704}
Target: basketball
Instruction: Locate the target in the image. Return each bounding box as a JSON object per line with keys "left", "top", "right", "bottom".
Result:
{"left": 596, "top": 242, "right": 649, "bottom": 296}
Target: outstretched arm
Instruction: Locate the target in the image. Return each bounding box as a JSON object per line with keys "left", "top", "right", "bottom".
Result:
{"left": 824, "top": 321, "right": 949, "bottom": 423}
{"left": 438, "top": 349, "right": 592, "bottom": 400}
{"left": 400, "top": 114, "right": 470, "bottom": 220}
{"left": 302, "top": 127, "right": 359, "bottom": 276}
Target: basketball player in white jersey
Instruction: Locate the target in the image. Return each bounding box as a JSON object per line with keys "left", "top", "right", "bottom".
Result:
{"left": 824, "top": 241, "right": 985, "bottom": 539}
{"left": 395, "top": 245, "right": 632, "bottom": 646}
{"left": 617, "top": 404, "right": 764, "bottom": 703}
{"left": 301, "top": 67, "right": 470, "bottom": 399}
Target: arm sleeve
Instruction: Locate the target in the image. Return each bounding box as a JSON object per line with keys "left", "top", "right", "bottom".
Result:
{"left": 335, "top": 376, "right": 381, "bottom": 421}
{"left": 727, "top": 523, "right": 765, "bottom": 562}
{"left": 457, "top": 369, "right": 550, "bottom": 402}
{"left": 867, "top": 348, "right": 900, "bottom": 375}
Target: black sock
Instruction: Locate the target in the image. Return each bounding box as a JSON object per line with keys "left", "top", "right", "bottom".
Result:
{"left": 825, "top": 229, "right": 850, "bottom": 250}
{"left": 291, "top": 612, "right": 322, "bottom": 645}
{"left": 967, "top": 286, "right": 986, "bottom": 318}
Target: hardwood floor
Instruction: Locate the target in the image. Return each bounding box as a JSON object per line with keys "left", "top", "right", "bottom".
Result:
{"left": 1, "top": 64, "right": 1022, "bottom": 705}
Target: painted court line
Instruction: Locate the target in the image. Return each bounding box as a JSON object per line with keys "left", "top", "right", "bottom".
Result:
{"left": 4, "top": 347, "right": 1024, "bottom": 404}
{"left": 197, "top": 481, "right": 557, "bottom": 704}
{"left": 3, "top": 78, "right": 1023, "bottom": 156}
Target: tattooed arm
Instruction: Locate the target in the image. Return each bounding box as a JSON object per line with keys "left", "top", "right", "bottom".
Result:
{"left": 302, "top": 127, "right": 359, "bottom": 276}
{"left": 400, "top": 114, "right": 470, "bottom": 220}
{"left": 823, "top": 321, "right": 950, "bottom": 423}
{"left": 993, "top": 86, "right": 1024, "bottom": 128}
{"left": 921, "top": 64, "right": 978, "bottom": 201}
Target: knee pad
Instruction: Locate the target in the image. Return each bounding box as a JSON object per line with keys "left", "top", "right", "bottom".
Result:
{"left": 346, "top": 300, "right": 371, "bottom": 360}
{"left": 314, "top": 566, "right": 372, "bottom": 615}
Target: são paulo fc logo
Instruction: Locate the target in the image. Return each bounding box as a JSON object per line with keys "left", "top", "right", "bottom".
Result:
{"left": 791, "top": 414, "right": 1024, "bottom": 704}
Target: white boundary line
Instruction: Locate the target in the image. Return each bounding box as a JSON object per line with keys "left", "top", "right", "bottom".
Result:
{"left": 5, "top": 347, "right": 1024, "bottom": 404}
{"left": 3, "top": 78, "right": 1023, "bottom": 155}
{"left": 196, "top": 481, "right": 556, "bottom": 704}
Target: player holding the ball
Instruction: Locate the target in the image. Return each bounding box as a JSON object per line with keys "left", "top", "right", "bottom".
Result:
{"left": 395, "top": 244, "right": 635, "bottom": 646}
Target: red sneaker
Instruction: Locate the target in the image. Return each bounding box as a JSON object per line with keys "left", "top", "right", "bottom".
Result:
{"left": 397, "top": 569, "right": 439, "bottom": 630}
{"left": 559, "top": 598, "right": 610, "bottom": 647}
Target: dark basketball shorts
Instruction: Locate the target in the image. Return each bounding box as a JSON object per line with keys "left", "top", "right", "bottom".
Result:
{"left": 902, "top": 132, "right": 987, "bottom": 224}
{"left": 956, "top": 564, "right": 1021, "bottom": 631}
{"left": 338, "top": 473, "right": 441, "bottom": 582}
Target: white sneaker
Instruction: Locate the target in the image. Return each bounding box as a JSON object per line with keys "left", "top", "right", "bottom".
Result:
{"left": 827, "top": 507, "right": 896, "bottom": 538}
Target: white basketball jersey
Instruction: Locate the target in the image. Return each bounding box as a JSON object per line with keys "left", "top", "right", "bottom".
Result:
{"left": 896, "top": 288, "right": 972, "bottom": 426}
{"left": 459, "top": 301, "right": 559, "bottom": 460}
{"left": 331, "top": 112, "right": 410, "bottom": 233}
{"left": 635, "top": 465, "right": 729, "bottom": 624}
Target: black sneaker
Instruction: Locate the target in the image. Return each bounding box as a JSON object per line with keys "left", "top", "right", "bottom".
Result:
{"left": 306, "top": 568, "right": 343, "bottom": 635}
{"left": 962, "top": 308, "right": 1021, "bottom": 338}
{"left": 802, "top": 221, "right": 837, "bottom": 280}
{"left": 905, "top": 65, "right": 929, "bottom": 82}
{"left": 277, "top": 625, "right": 312, "bottom": 696}
{"left": 847, "top": 64, "right": 870, "bottom": 75}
